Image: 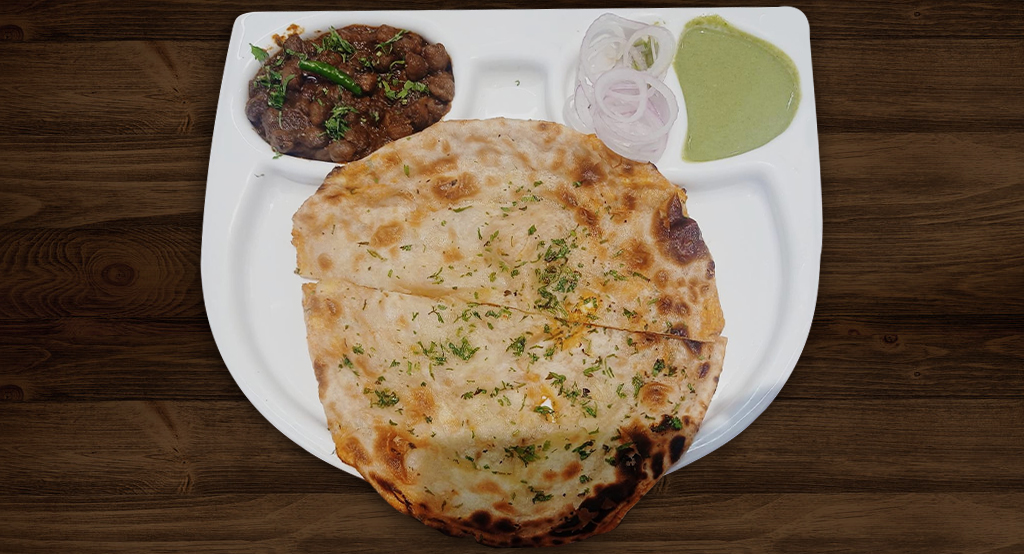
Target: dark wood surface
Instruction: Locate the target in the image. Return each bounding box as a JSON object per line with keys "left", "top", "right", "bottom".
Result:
{"left": 2, "top": 1, "right": 1022, "bottom": 552}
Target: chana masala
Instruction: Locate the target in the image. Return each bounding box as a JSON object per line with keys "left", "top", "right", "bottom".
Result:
{"left": 246, "top": 24, "right": 454, "bottom": 163}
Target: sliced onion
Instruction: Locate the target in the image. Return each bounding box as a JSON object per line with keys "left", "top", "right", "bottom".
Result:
{"left": 589, "top": 69, "right": 678, "bottom": 161}
{"left": 578, "top": 14, "right": 647, "bottom": 85}
{"left": 623, "top": 25, "right": 676, "bottom": 79}
{"left": 564, "top": 13, "right": 679, "bottom": 162}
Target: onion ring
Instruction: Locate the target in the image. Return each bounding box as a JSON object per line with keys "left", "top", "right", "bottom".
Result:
{"left": 564, "top": 13, "right": 679, "bottom": 162}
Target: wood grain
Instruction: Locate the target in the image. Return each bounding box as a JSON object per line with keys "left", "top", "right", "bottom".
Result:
{"left": 0, "top": 225, "right": 203, "bottom": 319}
{"left": 1, "top": 399, "right": 1021, "bottom": 496}
{"left": 1, "top": 0, "right": 1022, "bottom": 552}
{"left": 0, "top": 493, "right": 1021, "bottom": 553}
{"left": 2, "top": 0, "right": 1022, "bottom": 41}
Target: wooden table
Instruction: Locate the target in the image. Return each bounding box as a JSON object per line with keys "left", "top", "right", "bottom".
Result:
{"left": 1, "top": 2, "right": 1022, "bottom": 552}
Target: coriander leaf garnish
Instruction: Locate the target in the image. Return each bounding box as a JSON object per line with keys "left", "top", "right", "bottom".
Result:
{"left": 250, "top": 43, "right": 269, "bottom": 62}
{"left": 319, "top": 27, "right": 356, "bottom": 60}
{"left": 632, "top": 375, "right": 644, "bottom": 398}
{"left": 504, "top": 444, "right": 540, "bottom": 466}
{"left": 507, "top": 335, "right": 527, "bottom": 357}
{"left": 324, "top": 104, "right": 358, "bottom": 141}
{"left": 364, "top": 387, "right": 399, "bottom": 408}
{"left": 530, "top": 488, "right": 553, "bottom": 503}
{"left": 572, "top": 440, "right": 595, "bottom": 460}
{"left": 652, "top": 358, "right": 665, "bottom": 376}
{"left": 375, "top": 29, "right": 409, "bottom": 54}
{"left": 448, "top": 337, "right": 480, "bottom": 361}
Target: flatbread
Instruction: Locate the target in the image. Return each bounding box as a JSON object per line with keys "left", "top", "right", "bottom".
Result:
{"left": 293, "top": 118, "right": 728, "bottom": 545}
{"left": 293, "top": 118, "right": 724, "bottom": 341}
{"left": 302, "top": 279, "right": 725, "bottom": 547}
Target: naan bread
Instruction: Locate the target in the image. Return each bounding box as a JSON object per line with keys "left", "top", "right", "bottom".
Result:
{"left": 302, "top": 279, "right": 725, "bottom": 547}
{"left": 293, "top": 118, "right": 724, "bottom": 341}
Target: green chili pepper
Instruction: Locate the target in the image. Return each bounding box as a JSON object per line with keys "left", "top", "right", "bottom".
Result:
{"left": 298, "top": 60, "right": 363, "bottom": 95}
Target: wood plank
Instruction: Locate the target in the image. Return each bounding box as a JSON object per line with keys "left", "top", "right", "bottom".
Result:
{"left": 0, "top": 493, "right": 1021, "bottom": 553}
{"left": 0, "top": 136, "right": 212, "bottom": 229}
{"left": 0, "top": 318, "right": 238, "bottom": 402}
{"left": 0, "top": 38, "right": 1023, "bottom": 139}
{"left": 1, "top": 315, "right": 1021, "bottom": 402}
{"left": 811, "top": 39, "right": 1024, "bottom": 132}
{"left": 1, "top": 0, "right": 1022, "bottom": 41}
{"left": 786, "top": 314, "right": 1024, "bottom": 400}
{"left": 0, "top": 224, "right": 204, "bottom": 319}
{"left": 0, "top": 400, "right": 1020, "bottom": 496}
{"left": 0, "top": 42, "right": 221, "bottom": 138}
{"left": 815, "top": 131, "right": 1024, "bottom": 316}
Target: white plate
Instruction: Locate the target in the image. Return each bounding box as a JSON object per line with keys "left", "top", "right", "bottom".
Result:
{"left": 202, "top": 8, "right": 821, "bottom": 479}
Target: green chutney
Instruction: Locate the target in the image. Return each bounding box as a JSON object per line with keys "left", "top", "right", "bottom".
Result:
{"left": 674, "top": 15, "right": 801, "bottom": 162}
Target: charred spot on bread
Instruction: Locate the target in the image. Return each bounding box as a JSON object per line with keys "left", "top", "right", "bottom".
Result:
{"left": 655, "top": 195, "right": 710, "bottom": 266}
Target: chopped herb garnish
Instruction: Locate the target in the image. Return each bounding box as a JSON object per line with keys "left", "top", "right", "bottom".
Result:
{"left": 572, "top": 440, "right": 595, "bottom": 460}
{"left": 528, "top": 225, "right": 537, "bottom": 236}
{"left": 652, "top": 415, "right": 684, "bottom": 433}
{"left": 505, "top": 444, "right": 540, "bottom": 466}
{"left": 507, "top": 335, "right": 527, "bottom": 357}
{"left": 448, "top": 337, "right": 480, "bottom": 361}
{"left": 366, "top": 388, "right": 399, "bottom": 408}
{"left": 284, "top": 47, "right": 307, "bottom": 61}
{"left": 533, "top": 405, "right": 554, "bottom": 416}
{"left": 603, "top": 269, "right": 628, "bottom": 282}
{"left": 250, "top": 43, "right": 269, "bottom": 62}
{"left": 530, "top": 489, "right": 553, "bottom": 503}
{"left": 418, "top": 341, "right": 447, "bottom": 365}
{"left": 632, "top": 375, "right": 644, "bottom": 398}
{"left": 319, "top": 27, "right": 356, "bottom": 60}
{"left": 652, "top": 359, "right": 665, "bottom": 376}
{"left": 546, "top": 373, "right": 567, "bottom": 388}
{"left": 352, "top": 344, "right": 365, "bottom": 355}
{"left": 255, "top": 69, "right": 293, "bottom": 110}
{"left": 375, "top": 29, "right": 409, "bottom": 54}
{"left": 324, "top": 104, "right": 358, "bottom": 140}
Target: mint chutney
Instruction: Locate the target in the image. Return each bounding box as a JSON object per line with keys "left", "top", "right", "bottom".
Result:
{"left": 674, "top": 15, "right": 800, "bottom": 162}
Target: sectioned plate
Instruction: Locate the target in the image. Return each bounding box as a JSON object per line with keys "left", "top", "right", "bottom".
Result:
{"left": 202, "top": 8, "right": 821, "bottom": 479}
